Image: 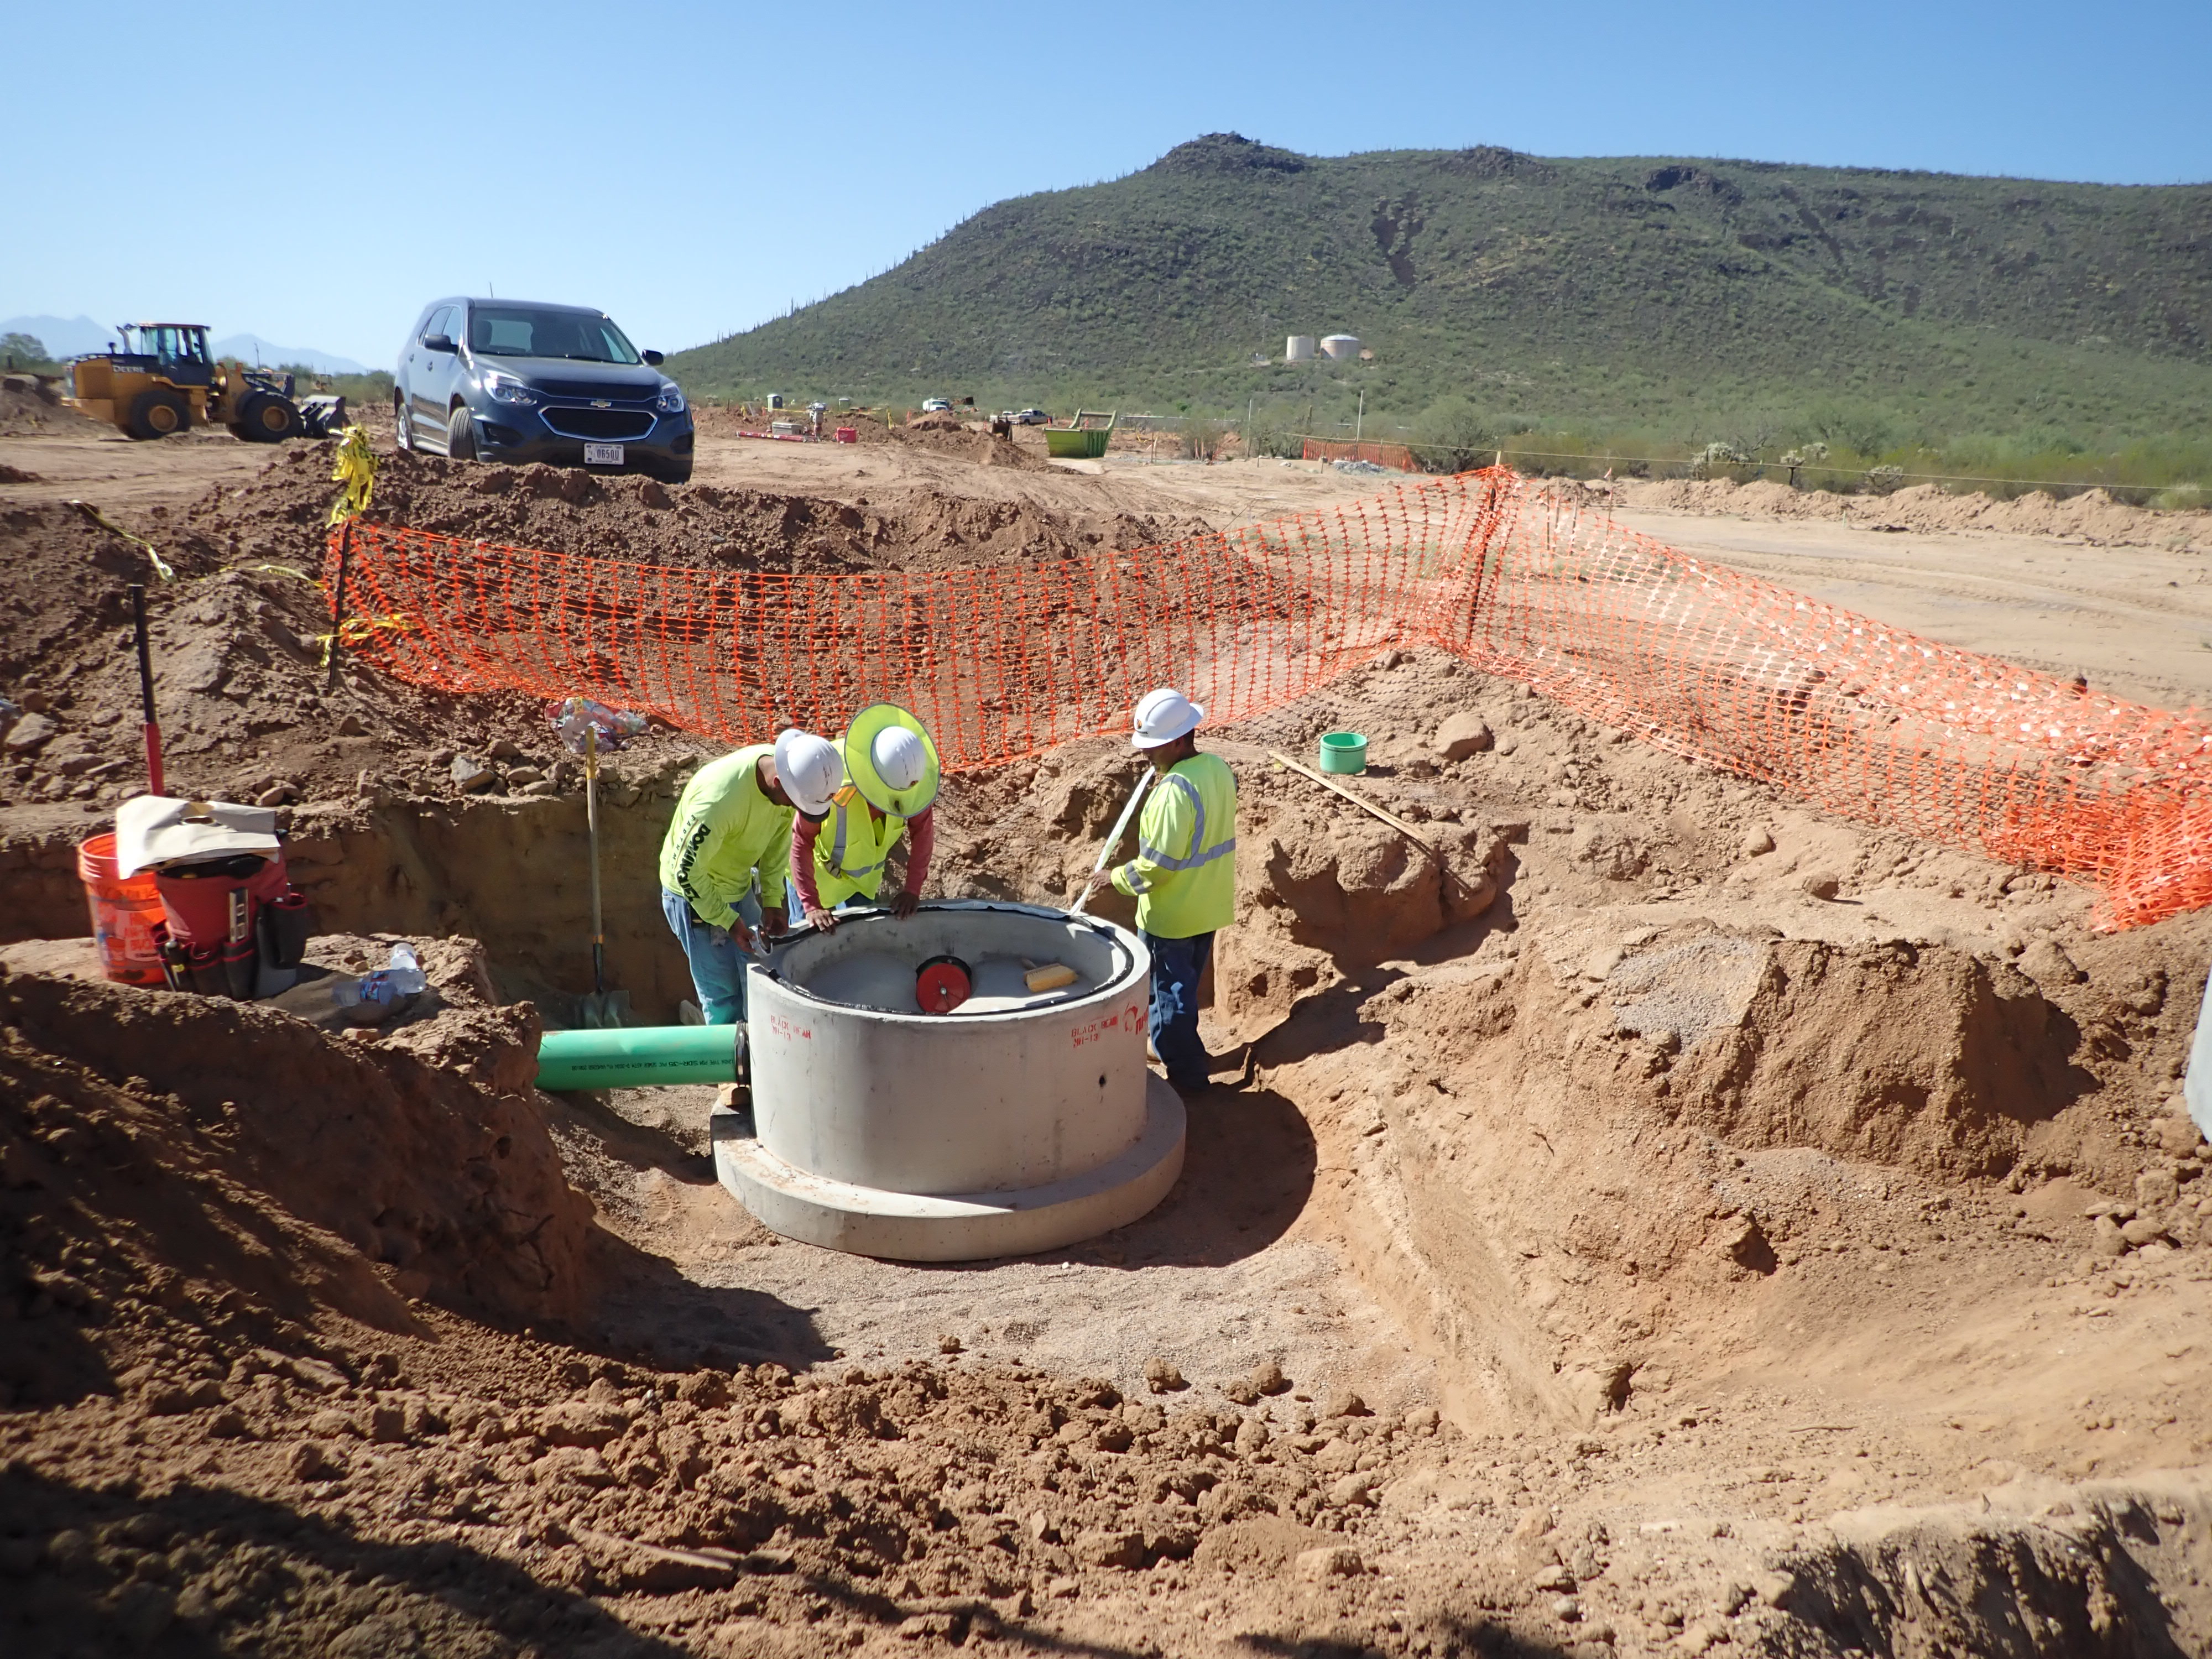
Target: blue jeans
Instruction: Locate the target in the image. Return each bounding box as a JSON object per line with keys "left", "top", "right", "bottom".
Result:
{"left": 1143, "top": 930, "right": 1214, "bottom": 1091}
{"left": 661, "top": 886, "right": 761, "bottom": 1025}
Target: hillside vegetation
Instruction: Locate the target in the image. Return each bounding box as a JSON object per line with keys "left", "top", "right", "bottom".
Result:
{"left": 670, "top": 135, "right": 2212, "bottom": 481}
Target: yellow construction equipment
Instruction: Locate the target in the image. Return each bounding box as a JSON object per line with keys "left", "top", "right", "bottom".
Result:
{"left": 67, "top": 324, "right": 335, "bottom": 443}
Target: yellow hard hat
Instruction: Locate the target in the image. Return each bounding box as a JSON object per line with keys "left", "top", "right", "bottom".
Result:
{"left": 842, "top": 703, "right": 941, "bottom": 817}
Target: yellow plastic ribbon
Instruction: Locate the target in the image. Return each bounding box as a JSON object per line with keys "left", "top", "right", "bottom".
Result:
{"left": 67, "top": 499, "right": 174, "bottom": 581}
{"left": 328, "top": 424, "right": 378, "bottom": 525}
{"left": 310, "top": 612, "right": 420, "bottom": 669}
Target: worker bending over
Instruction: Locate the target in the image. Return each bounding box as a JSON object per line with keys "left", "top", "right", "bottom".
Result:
{"left": 659, "top": 728, "right": 842, "bottom": 1024}
{"left": 790, "top": 704, "right": 942, "bottom": 930}
{"left": 1082, "top": 688, "right": 1237, "bottom": 1094}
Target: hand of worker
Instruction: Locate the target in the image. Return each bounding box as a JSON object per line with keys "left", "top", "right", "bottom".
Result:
{"left": 724, "top": 919, "right": 758, "bottom": 955}
{"left": 762, "top": 906, "right": 788, "bottom": 941}
{"left": 1079, "top": 869, "right": 1114, "bottom": 904}
{"left": 889, "top": 890, "right": 920, "bottom": 920}
{"left": 804, "top": 904, "right": 838, "bottom": 933}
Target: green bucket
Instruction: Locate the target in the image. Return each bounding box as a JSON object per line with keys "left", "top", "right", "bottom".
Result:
{"left": 1317, "top": 731, "right": 1368, "bottom": 775}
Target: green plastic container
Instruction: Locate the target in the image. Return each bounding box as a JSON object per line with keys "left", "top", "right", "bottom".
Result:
{"left": 1318, "top": 732, "right": 1368, "bottom": 775}
{"left": 1045, "top": 427, "right": 1112, "bottom": 460}
{"left": 536, "top": 1024, "right": 740, "bottom": 1091}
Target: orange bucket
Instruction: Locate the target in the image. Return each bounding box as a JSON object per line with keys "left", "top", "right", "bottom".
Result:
{"left": 78, "top": 832, "right": 166, "bottom": 987}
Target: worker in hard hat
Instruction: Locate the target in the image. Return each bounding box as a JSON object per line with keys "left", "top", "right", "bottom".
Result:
{"left": 658, "top": 728, "right": 843, "bottom": 1024}
{"left": 789, "top": 705, "right": 942, "bottom": 931}
{"left": 1081, "top": 688, "right": 1238, "bottom": 1094}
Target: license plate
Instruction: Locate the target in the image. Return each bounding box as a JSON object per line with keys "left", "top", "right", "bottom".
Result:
{"left": 584, "top": 443, "right": 624, "bottom": 465}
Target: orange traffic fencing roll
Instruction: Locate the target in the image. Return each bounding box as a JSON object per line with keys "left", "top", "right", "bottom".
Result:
{"left": 328, "top": 469, "right": 2212, "bottom": 931}
{"left": 1302, "top": 439, "right": 1422, "bottom": 473}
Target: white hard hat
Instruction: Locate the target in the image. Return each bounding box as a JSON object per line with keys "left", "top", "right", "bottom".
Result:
{"left": 772, "top": 728, "right": 844, "bottom": 817}
{"left": 870, "top": 724, "right": 929, "bottom": 792}
{"left": 1131, "top": 687, "right": 1204, "bottom": 749}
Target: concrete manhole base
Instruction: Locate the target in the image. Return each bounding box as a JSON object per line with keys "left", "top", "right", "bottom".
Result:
{"left": 711, "top": 1075, "right": 1187, "bottom": 1262}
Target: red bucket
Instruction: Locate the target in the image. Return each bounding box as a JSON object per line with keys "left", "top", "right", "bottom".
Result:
{"left": 78, "top": 832, "right": 166, "bottom": 987}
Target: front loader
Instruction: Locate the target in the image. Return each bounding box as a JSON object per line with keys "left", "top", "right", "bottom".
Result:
{"left": 68, "top": 323, "right": 344, "bottom": 442}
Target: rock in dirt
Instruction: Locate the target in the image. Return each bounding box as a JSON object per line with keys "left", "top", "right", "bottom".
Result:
{"left": 2137, "top": 1168, "right": 2182, "bottom": 1211}
{"left": 2158, "top": 1113, "right": 2206, "bottom": 1157}
{"left": 449, "top": 754, "right": 495, "bottom": 792}
{"left": 1740, "top": 827, "right": 1775, "bottom": 857}
{"left": 1328, "top": 1473, "right": 1379, "bottom": 1507}
{"left": 1434, "top": 712, "right": 1494, "bottom": 760}
{"left": 2019, "top": 938, "right": 2085, "bottom": 985}
{"left": 2093, "top": 1214, "right": 2130, "bottom": 1257}
{"left": 1324, "top": 1388, "right": 1369, "bottom": 1418}
{"left": 1296, "top": 1545, "right": 1365, "bottom": 1579}
{"left": 1075, "top": 1528, "right": 1147, "bottom": 1569}
{"left": 1144, "top": 1356, "right": 1186, "bottom": 1392}
{"left": 3, "top": 713, "right": 56, "bottom": 754}
{"left": 1248, "top": 1359, "right": 1288, "bottom": 1395}
{"left": 1800, "top": 872, "right": 1841, "bottom": 901}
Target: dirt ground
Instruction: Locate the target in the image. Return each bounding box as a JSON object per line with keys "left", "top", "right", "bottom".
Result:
{"left": 4, "top": 421, "right": 2212, "bottom": 1659}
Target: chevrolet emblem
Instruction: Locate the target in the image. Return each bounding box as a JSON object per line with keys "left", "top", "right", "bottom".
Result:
{"left": 591, "top": 399, "right": 612, "bottom": 408}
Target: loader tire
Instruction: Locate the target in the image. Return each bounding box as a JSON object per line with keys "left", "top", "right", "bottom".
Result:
{"left": 236, "top": 394, "right": 302, "bottom": 443}
{"left": 126, "top": 388, "right": 190, "bottom": 440}
{"left": 446, "top": 405, "right": 477, "bottom": 462}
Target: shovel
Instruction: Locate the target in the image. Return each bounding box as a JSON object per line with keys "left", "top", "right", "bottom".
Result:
{"left": 576, "top": 724, "right": 631, "bottom": 1029}
{"left": 1070, "top": 768, "right": 1155, "bottom": 916}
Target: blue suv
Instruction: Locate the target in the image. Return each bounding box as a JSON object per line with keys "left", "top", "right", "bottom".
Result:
{"left": 394, "top": 298, "right": 694, "bottom": 484}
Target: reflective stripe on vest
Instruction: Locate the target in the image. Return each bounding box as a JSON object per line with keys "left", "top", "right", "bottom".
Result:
{"left": 828, "top": 801, "right": 885, "bottom": 880}
{"left": 1138, "top": 771, "right": 1237, "bottom": 871}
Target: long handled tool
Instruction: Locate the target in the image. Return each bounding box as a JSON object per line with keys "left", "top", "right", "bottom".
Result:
{"left": 576, "top": 724, "right": 631, "bottom": 1029}
{"left": 128, "top": 583, "right": 164, "bottom": 797}
{"left": 1268, "top": 748, "right": 1485, "bottom": 903}
{"left": 1070, "top": 768, "right": 1156, "bottom": 916}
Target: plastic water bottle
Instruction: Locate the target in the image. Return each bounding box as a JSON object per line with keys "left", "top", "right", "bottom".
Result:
{"left": 332, "top": 944, "right": 429, "bottom": 1009}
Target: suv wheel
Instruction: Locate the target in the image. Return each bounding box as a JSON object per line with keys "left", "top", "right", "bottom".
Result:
{"left": 447, "top": 406, "right": 477, "bottom": 462}
{"left": 395, "top": 397, "right": 415, "bottom": 452}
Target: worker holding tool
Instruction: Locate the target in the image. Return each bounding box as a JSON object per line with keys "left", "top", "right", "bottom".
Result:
{"left": 789, "top": 704, "right": 942, "bottom": 931}
{"left": 658, "top": 728, "right": 843, "bottom": 1024}
{"left": 1082, "top": 688, "right": 1238, "bottom": 1094}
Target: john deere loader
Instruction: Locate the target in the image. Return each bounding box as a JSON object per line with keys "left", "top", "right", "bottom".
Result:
{"left": 68, "top": 324, "right": 344, "bottom": 442}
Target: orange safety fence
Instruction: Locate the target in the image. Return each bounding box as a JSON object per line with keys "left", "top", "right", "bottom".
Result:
{"left": 327, "top": 468, "right": 2212, "bottom": 931}
{"left": 1302, "top": 439, "right": 1423, "bottom": 473}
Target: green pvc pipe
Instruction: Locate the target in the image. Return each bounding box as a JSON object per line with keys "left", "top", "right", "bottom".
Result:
{"left": 536, "top": 1024, "right": 739, "bottom": 1091}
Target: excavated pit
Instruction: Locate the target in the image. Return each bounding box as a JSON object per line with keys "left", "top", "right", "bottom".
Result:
{"left": 6, "top": 451, "right": 2212, "bottom": 1656}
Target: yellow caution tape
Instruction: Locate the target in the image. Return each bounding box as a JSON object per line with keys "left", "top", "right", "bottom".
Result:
{"left": 328, "top": 425, "right": 378, "bottom": 525}
{"left": 67, "top": 499, "right": 174, "bottom": 581}
{"left": 237, "top": 562, "right": 325, "bottom": 589}
{"left": 310, "top": 612, "right": 420, "bottom": 669}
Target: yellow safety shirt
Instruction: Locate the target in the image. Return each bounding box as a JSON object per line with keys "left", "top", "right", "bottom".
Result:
{"left": 658, "top": 745, "right": 793, "bottom": 929}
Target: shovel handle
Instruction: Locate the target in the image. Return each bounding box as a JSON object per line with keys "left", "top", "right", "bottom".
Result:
{"left": 1069, "top": 768, "right": 1154, "bottom": 915}
{"left": 129, "top": 583, "right": 164, "bottom": 797}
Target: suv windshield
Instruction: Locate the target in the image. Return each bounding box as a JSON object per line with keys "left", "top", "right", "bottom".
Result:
{"left": 466, "top": 306, "right": 641, "bottom": 364}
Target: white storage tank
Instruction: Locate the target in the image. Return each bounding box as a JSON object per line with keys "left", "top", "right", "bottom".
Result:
{"left": 1320, "top": 334, "right": 1363, "bottom": 361}
{"left": 1285, "top": 335, "right": 1316, "bottom": 363}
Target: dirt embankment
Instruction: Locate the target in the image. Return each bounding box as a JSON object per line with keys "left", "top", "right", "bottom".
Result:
{"left": 1600, "top": 475, "right": 2212, "bottom": 555}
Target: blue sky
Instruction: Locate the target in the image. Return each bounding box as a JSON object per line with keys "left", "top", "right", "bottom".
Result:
{"left": 7, "top": 1, "right": 2206, "bottom": 367}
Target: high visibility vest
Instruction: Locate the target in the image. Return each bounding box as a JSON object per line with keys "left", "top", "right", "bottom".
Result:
{"left": 813, "top": 787, "right": 907, "bottom": 906}
{"left": 1110, "top": 753, "right": 1237, "bottom": 938}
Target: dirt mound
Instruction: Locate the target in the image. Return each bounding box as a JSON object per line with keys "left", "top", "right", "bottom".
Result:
{"left": 0, "top": 498, "right": 571, "bottom": 821}
{"left": 1605, "top": 474, "right": 2212, "bottom": 555}
{"left": 1, "top": 948, "right": 587, "bottom": 1402}
{"left": 0, "top": 378, "right": 101, "bottom": 439}
{"left": 167, "top": 445, "right": 1173, "bottom": 574}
